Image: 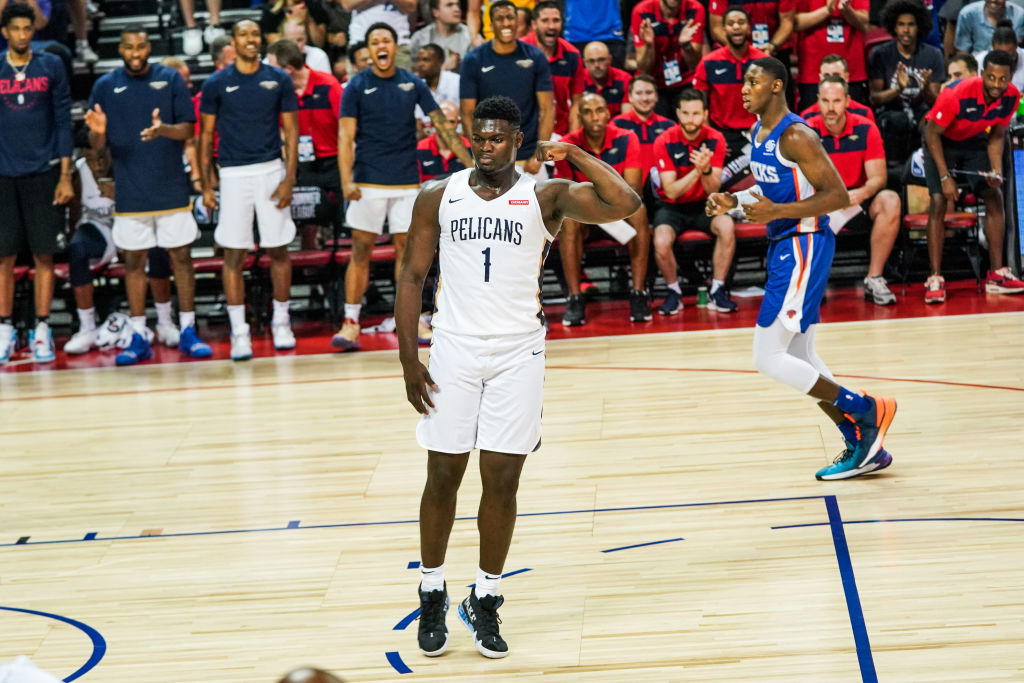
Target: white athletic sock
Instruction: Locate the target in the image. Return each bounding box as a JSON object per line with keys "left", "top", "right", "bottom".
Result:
{"left": 77, "top": 307, "right": 96, "bottom": 332}
{"left": 179, "top": 311, "right": 196, "bottom": 331}
{"left": 227, "top": 305, "right": 246, "bottom": 333}
{"left": 272, "top": 299, "right": 290, "bottom": 325}
{"left": 667, "top": 281, "right": 682, "bottom": 295}
{"left": 155, "top": 300, "right": 173, "bottom": 327}
{"left": 34, "top": 320, "right": 49, "bottom": 336}
{"left": 474, "top": 567, "right": 501, "bottom": 599}
{"left": 419, "top": 563, "right": 445, "bottom": 592}
{"left": 711, "top": 279, "right": 724, "bottom": 294}
{"left": 131, "top": 316, "right": 147, "bottom": 335}
{"left": 344, "top": 303, "right": 361, "bottom": 323}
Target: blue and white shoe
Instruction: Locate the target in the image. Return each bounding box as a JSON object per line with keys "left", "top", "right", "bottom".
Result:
{"left": 29, "top": 325, "right": 56, "bottom": 363}
{"left": 816, "top": 440, "right": 893, "bottom": 480}
{"left": 115, "top": 332, "right": 153, "bottom": 366}
{"left": 179, "top": 325, "right": 212, "bottom": 358}
{"left": 658, "top": 289, "right": 682, "bottom": 316}
{"left": 0, "top": 323, "right": 16, "bottom": 364}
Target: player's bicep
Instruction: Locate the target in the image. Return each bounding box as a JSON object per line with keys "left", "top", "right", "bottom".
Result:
{"left": 556, "top": 180, "right": 618, "bottom": 224}
{"left": 782, "top": 127, "right": 844, "bottom": 194}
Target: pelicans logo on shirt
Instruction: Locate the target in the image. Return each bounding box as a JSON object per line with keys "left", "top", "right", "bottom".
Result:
{"left": 398, "top": 82, "right": 415, "bottom": 91}
{"left": 516, "top": 59, "right": 534, "bottom": 68}
{"left": 260, "top": 81, "right": 280, "bottom": 90}
{"left": 149, "top": 81, "right": 168, "bottom": 90}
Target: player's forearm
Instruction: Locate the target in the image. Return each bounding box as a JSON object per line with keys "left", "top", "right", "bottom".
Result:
{"left": 987, "top": 133, "right": 1005, "bottom": 174}
{"left": 771, "top": 14, "right": 795, "bottom": 47}
{"left": 282, "top": 132, "right": 298, "bottom": 183}
{"left": 870, "top": 82, "right": 901, "bottom": 106}
{"left": 795, "top": 7, "right": 829, "bottom": 32}
{"left": 395, "top": 275, "right": 427, "bottom": 366}
{"left": 88, "top": 129, "right": 107, "bottom": 150}
{"left": 199, "top": 131, "right": 215, "bottom": 188}
{"left": 663, "top": 170, "right": 700, "bottom": 200}
{"left": 160, "top": 121, "right": 195, "bottom": 141}
{"left": 777, "top": 186, "right": 849, "bottom": 219}
{"left": 924, "top": 123, "right": 949, "bottom": 177}
{"left": 635, "top": 45, "right": 655, "bottom": 75}
{"left": 841, "top": 7, "right": 869, "bottom": 33}
{"left": 567, "top": 146, "right": 641, "bottom": 218}
{"left": 537, "top": 102, "right": 555, "bottom": 146}
{"left": 431, "top": 110, "right": 473, "bottom": 168}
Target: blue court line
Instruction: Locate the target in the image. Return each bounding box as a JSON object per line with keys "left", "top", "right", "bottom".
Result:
{"left": 0, "top": 606, "right": 106, "bottom": 682}
{"left": 824, "top": 496, "right": 877, "bottom": 683}
{"left": 384, "top": 652, "right": 411, "bottom": 674}
{"left": 3, "top": 495, "right": 826, "bottom": 548}
{"left": 601, "top": 537, "right": 684, "bottom": 553}
{"left": 772, "top": 516, "right": 1024, "bottom": 530}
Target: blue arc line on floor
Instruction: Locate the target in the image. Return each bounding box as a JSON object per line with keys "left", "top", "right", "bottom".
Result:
{"left": 824, "top": 496, "right": 877, "bottom": 683}
{"left": 772, "top": 516, "right": 1024, "bottom": 529}
{"left": 0, "top": 606, "right": 106, "bottom": 682}
{"left": 3, "top": 495, "right": 825, "bottom": 548}
{"left": 384, "top": 652, "right": 411, "bottom": 674}
{"left": 601, "top": 537, "right": 684, "bottom": 553}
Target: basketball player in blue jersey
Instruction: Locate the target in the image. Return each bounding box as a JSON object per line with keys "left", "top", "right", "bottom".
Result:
{"left": 395, "top": 96, "right": 640, "bottom": 659}
{"left": 706, "top": 57, "right": 898, "bottom": 481}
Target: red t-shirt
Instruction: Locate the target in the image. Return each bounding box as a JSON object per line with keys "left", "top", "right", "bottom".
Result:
{"left": 520, "top": 33, "right": 585, "bottom": 136}
{"left": 582, "top": 66, "right": 633, "bottom": 118}
{"left": 296, "top": 68, "right": 342, "bottom": 159}
{"left": 613, "top": 109, "right": 675, "bottom": 178}
{"left": 925, "top": 76, "right": 1021, "bottom": 141}
{"left": 653, "top": 124, "right": 727, "bottom": 204}
{"left": 709, "top": 0, "right": 796, "bottom": 48}
{"left": 631, "top": 0, "right": 707, "bottom": 91}
{"left": 794, "top": 0, "right": 869, "bottom": 84}
{"left": 801, "top": 98, "right": 876, "bottom": 123}
{"left": 692, "top": 44, "right": 769, "bottom": 131}
{"left": 554, "top": 124, "right": 642, "bottom": 182}
{"left": 806, "top": 112, "right": 883, "bottom": 188}
{"left": 416, "top": 133, "right": 471, "bottom": 183}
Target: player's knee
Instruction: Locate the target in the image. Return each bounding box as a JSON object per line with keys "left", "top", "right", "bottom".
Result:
{"left": 652, "top": 226, "right": 674, "bottom": 252}
{"left": 927, "top": 194, "right": 946, "bottom": 216}
{"left": 124, "top": 250, "right": 147, "bottom": 272}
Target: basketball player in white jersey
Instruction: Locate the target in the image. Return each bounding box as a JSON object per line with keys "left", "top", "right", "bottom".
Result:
{"left": 396, "top": 95, "right": 640, "bottom": 659}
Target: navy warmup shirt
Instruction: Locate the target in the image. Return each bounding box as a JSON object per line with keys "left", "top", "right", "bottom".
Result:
{"left": 340, "top": 67, "right": 439, "bottom": 188}
{"left": 0, "top": 50, "right": 72, "bottom": 177}
{"left": 200, "top": 63, "right": 298, "bottom": 168}
{"left": 89, "top": 63, "right": 195, "bottom": 214}
{"left": 460, "top": 41, "right": 553, "bottom": 160}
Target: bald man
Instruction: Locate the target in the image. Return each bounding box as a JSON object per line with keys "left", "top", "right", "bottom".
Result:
{"left": 581, "top": 41, "right": 633, "bottom": 117}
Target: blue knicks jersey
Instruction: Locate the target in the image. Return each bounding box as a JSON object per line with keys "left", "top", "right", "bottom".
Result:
{"left": 749, "top": 112, "right": 829, "bottom": 239}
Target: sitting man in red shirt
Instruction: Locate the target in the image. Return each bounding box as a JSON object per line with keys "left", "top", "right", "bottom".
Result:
{"left": 581, "top": 41, "right": 633, "bottom": 117}
{"left": 554, "top": 92, "right": 652, "bottom": 325}
{"left": 800, "top": 54, "right": 876, "bottom": 122}
{"left": 652, "top": 88, "right": 737, "bottom": 315}
{"left": 922, "top": 49, "right": 1024, "bottom": 302}
{"left": 809, "top": 75, "right": 901, "bottom": 305}
{"left": 417, "top": 100, "right": 471, "bottom": 183}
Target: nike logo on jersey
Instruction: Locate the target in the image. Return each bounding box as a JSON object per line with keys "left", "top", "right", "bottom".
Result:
{"left": 226, "top": 85, "right": 240, "bottom": 92}
{"left": 481, "top": 65, "right": 496, "bottom": 72}
{"left": 714, "top": 68, "right": 727, "bottom": 75}
{"left": 531, "top": 349, "right": 544, "bottom": 355}
{"left": 448, "top": 197, "right": 463, "bottom": 203}
{"left": 780, "top": 253, "right": 790, "bottom": 261}
{"left": 114, "top": 86, "right": 127, "bottom": 93}
{"left": 364, "top": 87, "right": 377, "bottom": 94}
{"left": 673, "top": 151, "right": 685, "bottom": 159}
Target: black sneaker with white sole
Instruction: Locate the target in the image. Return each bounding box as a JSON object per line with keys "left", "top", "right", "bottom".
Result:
{"left": 629, "top": 289, "right": 652, "bottom": 322}
{"left": 417, "top": 583, "right": 449, "bottom": 656}
{"left": 458, "top": 591, "right": 508, "bottom": 658}
{"left": 562, "top": 294, "right": 586, "bottom": 326}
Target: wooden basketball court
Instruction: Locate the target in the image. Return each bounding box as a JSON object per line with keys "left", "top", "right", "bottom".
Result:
{"left": 1, "top": 311, "right": 1022, "bottom": 682}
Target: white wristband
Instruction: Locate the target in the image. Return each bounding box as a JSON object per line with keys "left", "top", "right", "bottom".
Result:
{"left": 732, "top": 185, "right": 763, "bottom": 207}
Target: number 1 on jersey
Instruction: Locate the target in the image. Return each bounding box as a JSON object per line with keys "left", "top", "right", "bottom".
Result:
{"left": 481, "top": 247, "right": 492, "bottom": 283}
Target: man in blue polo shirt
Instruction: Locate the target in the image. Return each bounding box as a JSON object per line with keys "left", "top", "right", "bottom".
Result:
{"left": 332, "top": 22, "right": 471, "bottom": 351}
{"left": 85, "top": 26, "right": 212, "bottom": 365}
{"left": 460, "top": 0, "right": 553, "bottom": 178}
{"left": 0, "top": 2, "right": 72, "bottom": 365}
{"left": 200, "top": 19, "right": 299, "bottom": 361}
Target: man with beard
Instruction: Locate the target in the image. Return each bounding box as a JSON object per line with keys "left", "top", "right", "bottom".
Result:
{"left": 85, "top": 26, "right": 212, "bottom": 365}
{"left": 868, "top": 0, "right": 945, "bottom": 165}
{"left": 581, "top": 41, "right": 632, "bottom": 117}
{"left": 709, "top": 0, "right": 795, "bottom": 58}
{"left": 332, "top": 22, "right": 472, "bottom": 351}
{"left": 395, "top": 95, "right": 640, "bottom": 660}
{"left": 0, "top": 2, "right": 72, "bottom": 365}
{"left": 809, "top": 75, "right": 901, "bottom": 305}
{"left": 800, "top": 54, "right": 876, "bottom": 122}
{"left": 651, "top": 89, "right": 738, "bottom": 315}
{"left": 553, "top": 92, "right": 651, "bottom": 326}
{"left": 921, "top": 49, "right": 1024, "bottom": 303}
{"left": 693, "top": 7, "right": 768, "bottom": 188}
{"left": 706, "top": 57, "right": 897, "bottom": 481}
{"left": 200, "top": 20, "right": 299, "bottom": 360}
{"left": 520, "top": 0, "right": 584, "bottom": 137}
{"left": 632, "top": 0, "right": 706, "bottom": 117}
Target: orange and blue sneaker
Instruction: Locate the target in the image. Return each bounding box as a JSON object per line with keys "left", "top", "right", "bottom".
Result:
{"left": 849, "top": 395, "right": 896, "bottom": 466}
{"left": 816, "top": 440, "right": 893, "bottom": 480}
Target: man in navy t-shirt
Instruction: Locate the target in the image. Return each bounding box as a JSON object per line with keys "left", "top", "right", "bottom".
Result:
{"left": 85, "top": 26, "right": 212, "bottom": 365}
{"left": 200, "top": 20, "right": 299, "bottom": 361}
{"left": 459, "top": 0, "right": 553, "bottom": 175}
{"left": 0, "top": 2, "right": 72, "bottom": 365}
{"left": 332, "top": 22, "right": 471, "bottom": 352}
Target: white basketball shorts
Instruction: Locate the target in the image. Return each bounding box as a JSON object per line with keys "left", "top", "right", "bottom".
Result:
{"left": 345, "top": 185, "right": 418, "bottom": 235}
{"left": 112, "top": 209, "right": 198, "bottom": 251}
{"left": 215, "top": 159, "right": 297, "bottom": 249}
{"left": 416, "top": 327, "right": 546, "bottom": 455}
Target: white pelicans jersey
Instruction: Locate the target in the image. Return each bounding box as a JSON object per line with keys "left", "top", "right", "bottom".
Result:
{"left": 433, "top": 168, "right": 553, "bottom": 336}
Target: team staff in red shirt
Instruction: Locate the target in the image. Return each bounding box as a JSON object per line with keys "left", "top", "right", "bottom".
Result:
{"left": 267, "top": 39, "right": 342, "bottom": 250}
{"left": 613, "top": 74, "right": 674, "bottom": 204}
{"left": 808, "top": 76, "right": 901, "bottom": 306}
{"left": 632, "top": 0, "right": 707, "bottom": 117}
{"left": 581, "top": 41, "right": 632, "bottom": 117}
{"left": 709, "top": 0, "right": 795, "bottom": 56}
{"left": 651, "top": 89, "right": 738, "bottom": 315}
{"left": 521, "top": 0, "right": 585, "bottom": 136}
{"left": 693, "top": 7, "right": 768, "bottom": 187}
{"left": 922, "top": 50, "right": 1024, "bottom": 303}
{"left": 794, "top": 0, "right": 871, "bottom": 110}
{"left": 417, "top": 100, "right": 471, "bottom": 183}
{"left": 800, "top": 54, "right": 876, "bottom": 122}
{"left": 553, "top": 92, "right": 651, "bottom": 326}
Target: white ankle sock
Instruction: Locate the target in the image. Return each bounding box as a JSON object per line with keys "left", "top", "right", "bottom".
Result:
{"left": 667, "top": 281, "right": 682, "bottom": 295}
{"left": 77, "top": 307, "right": 96, "bottom": 332}
{"left": 272, "top": 299, "right": 290, "bottom": 325}
{"left": 344, "top": 303, "right": 361, "bottom": 323}
{"left": 227, "top": 305, "right": 246, "bottom": 333}
{"left": 179, "top": 311, "right": 196, "bottom": 331}
{"left": 420, "top": 563, "right": 445, "bottom": 592}
{"left": 131, "top": 316, "right": 147, "bottom": 335}
{"left": 711, "top": 279, "right": 724, "bottom": 294}
{"left": 155, "top": 300, "right": 173, "bottom": 327}
{"left": 474, "top": 567, "right": 501, "bottom": 599}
